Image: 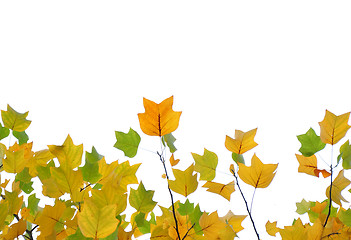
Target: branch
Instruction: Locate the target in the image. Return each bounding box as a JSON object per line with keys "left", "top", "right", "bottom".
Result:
{"left": 324, "top": 163, "right": 333, "bottom": 227}
{"left": 182, "top": 223, "right": 195, "bottom": 240}
{"left": 157, "top": 151, "right": 181, "bottom": 240}
{"left": 231, "top": 168, "right": 260, "bottom": 240}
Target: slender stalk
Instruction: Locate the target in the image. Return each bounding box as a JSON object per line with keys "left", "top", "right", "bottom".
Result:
{"left": 324, "top": 146, "right": 334, "bottom": 227}
{"left": 182, "top": 223, "right": 195, "bottom": 240}
{"left": 231, "top": 168, "right": 260, "bottom": 240}
{"left": 250, "top": 187, "right": 257, "bottom": 214}
{"left": 157, "top": 151, "right": 181, "bottom": 240}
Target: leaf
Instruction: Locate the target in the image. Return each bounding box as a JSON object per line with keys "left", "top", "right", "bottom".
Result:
{"left": 225, "top": 128, "right": 258, "bottom": 154}
{"left": 12, "top": 130, "right": 29, "bottom": 145}
{"left": 0, "top": 123, "right": 10, "bottom": 140}
{"left": 339, "top": 140, "right": 351, "bottom": 170}
{"left": 297, "top": 128, "right": 326, "bottom": 157}
{"left": 129, "top": 181, "right": 157, "bottom": 214}
{"left": 114, "top": 128, "right": 141, "bottom": 158}
{"left": 48, "top": 134, "right": 83, "bottom": 170}
{"left": 296, "top": 199, "right": 311, "bottom": 215}
{"left": 168, "top": 164, "right": 198, "bottom": 197}
{"left": 177, "top": 199, "right": 195, "bottom": 216}
{"left": 199, "top": 211, "right": 226, "bottom": 239}
{"left": 138, "top": 96, "right": 182, "bottom": 136}
{"left": 319, "top": 110, "right": 351, "bottom": 145}
{"left": 295, "top": 154, "right": 330, "bottom": 178}
{"left": 79, "top": 147, "right": 103, "bottom": 184}
{"left": 278, "top": 218, "right": 307, "bottom": 240}
{"left": 191, "top": 148, "right": 218, "bottom": 181}
{"left": 3, "top": 148, "right": 26, "bottom": 173}
{"left": 162, "top": 133, "right": 177, "bottom": 153}
{"left": 220, "top": 211, "right": 246, "bottom": 233}
{"left": 28, "top": 193, "right": 40, "bottom": 215}
{"left": 238, "top": 154, "right": 278, "bottom": 188}
{"left": 203, "top": 181, "right": 235, "bottom": 201}
{"left": 169, "top": 154, "right": 180, "bottom": 167}
{"left": 91, "top": 187, "right": 127, "bottom": 215}
{"left": 1, "top": 104, "right": 31, "bottom": 132}
{"left": 339, "top": 208, "right": 351, "bottom": 227}
{"left": 232, "top": 153, "right": 245, "bottom": 165}
{"left": 78, "top": 199, "right": 119, "bottom": 239}
{"left": 326, "top": 169, "right": 351, "bottom": 205}
{"left": 3, "top": 218, "right": 26, "bottom": 240}
{"left": 265, "top": 221, "right": 279, "bottom": 237}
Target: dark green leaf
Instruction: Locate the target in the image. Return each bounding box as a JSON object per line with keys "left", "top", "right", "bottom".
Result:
{"left": 297, "top": 128, "right": 326, "bottom": 157}
{"left": 114, "top": 128, "right": 141, "bottom": 158}
{"left": 19, "top": 181, "right": 34, "bottom": 194}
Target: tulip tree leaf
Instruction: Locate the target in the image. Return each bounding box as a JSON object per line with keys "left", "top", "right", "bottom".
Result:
{"left": 162, "top": 133, "right": 177, "bottom": 153}
{"left": 192, "top": 148, "right": 218, "bottom": 181}
{"left": 0, "top": 123, "right": 10, "bottom": 140}
{"left": 114, "top": 128, "right": 141, "bottom": 158}
{"left": 297, "top": 128, "right": 326, "bottom": 157}
{"left": 339, "top": 140, "right": 351, "bottom": 170}
{"left": 1, "top": 105, "right": 31, "bottom": 132}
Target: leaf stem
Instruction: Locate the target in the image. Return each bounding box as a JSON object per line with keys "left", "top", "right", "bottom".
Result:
{"left": 250, "top": 187, "right": 257, "bottom": 214}
{"left": 157, "top": 150, "right": 181, "bottom": 240}
{"left": 231, "top": 168, "right": 260, "bottom": 240}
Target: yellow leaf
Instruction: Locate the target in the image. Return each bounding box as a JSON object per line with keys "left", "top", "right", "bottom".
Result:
{"left": 266, "top": 221, "right": 280, "bottom": 236}
{"left": 279, "top": 218, "right": 307, "bottom": 240}
{"left": 4, "top": 190, "right": 23, "bottom": 215}
{"left": 295, "top": 154, "right": 330, "bottom": 178}
{"left": 3, "top": 218, "right": 26, "bottom": 240}
{"left": 35, "top": 200, "right": 66, "bottom": 237}
{"left": 199, "top": 211, "right": 226, "bottom": 239}
{"left": 48, "top": 135, "right": 83, "bottom": 170}
{"left": 326, "top": 169, "right": 351, "bottom": 205}
{"left": 91, "top": 187, "right": 127, "bottom": 215}
{"left": 26, "top": 149, "right": 54, "bottom": 177}
{"left": 117, "top": 227, "right": 133, "bottom": 240}
{"left": 78, "top": 199, "right": 119, "bottom": 239}
{"left": 225, "top": 128, "right": 258, "bottom": 154}
{"left": 203, "top": 181, "right": 235, "bottom": 201}
{"left": 319, "top": 110, "right": 351, "bottom": 145}
{"left": 151, "top": 225, "right": 172, "bottom": 240}
{"left": 3, "top": 148, "right": 26, "bottom": 173}
{"left": 238, "top": 154, "right": 278, "bottom": 188}
{"left": 138, "top": 96, "right": 182, "bottom": 136}
{"left": 168, "top": 164, "right": 198, "bottom": 197}
{"left": 1, "top": 104, "right": 31, "bottom": 132}
{"left": 220, "top": 211, "right": 246, "bottom": 233}
{"left": 169, "top": 154, "right": 180, "bottom": 167}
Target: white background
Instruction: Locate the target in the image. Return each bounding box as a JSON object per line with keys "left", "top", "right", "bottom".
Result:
{"left": 1, "top": 1, "right": 351, "bottom": 239}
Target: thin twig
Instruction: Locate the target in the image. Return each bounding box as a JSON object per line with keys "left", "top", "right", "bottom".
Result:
{"left": 182, "top": 223, "right": 195, "bottom": 240}
{"left": 250, "top": 187, "right": 257, "bottom": 214}
{"left": 157, "top": 151, "right": 181, "bottom": 240}
{"left": 231, "top": 168, "right": 260, "bottom": 240}
{"left": 324, "top": 146, "right": 334, "bottom": 227}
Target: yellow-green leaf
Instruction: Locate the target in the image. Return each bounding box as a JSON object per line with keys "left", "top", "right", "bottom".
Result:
{"left": 168, "top": 164, "right": 198, "bottom": 197}
{"left": 78, "top": 199, "right": 119, "bottom": 239}
{"left": 225, "top": 128, "right": 258, "bottom": 154}
{"left": 138, "top": 96, "right": 182, "bottom": 136}
{"left": 129, "top": 181, "right": 157, "bottom": 214}
{"left": 238, "top": 154, "right": 278, "bottom": 188}
{"left": 319, "top": 110, "right": 351, "bottom": 145}
{"left": 1, "top": 105, "right": 31, "bottom": 132}
{"left": 3, "top": 148, "right": 26, "bottom": 173}
{"left": 191, "top": 148, "right": 218, "bottom": 181}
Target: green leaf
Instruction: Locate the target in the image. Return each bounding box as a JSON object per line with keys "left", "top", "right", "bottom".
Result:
{"left": 232, "top": 153, "right": 245, "bottom": 165}
{"left": 129, "top": 181, "right": 157, "bottom": 214}
{"left": 12, "top": 131, "right": 29, "bottom": 145}
{"left": 114, "top": 128, "right": 141, "bottom": 158}
{"left": 15, "top": 167, "right": 32, "bottom": 183}
{"left": 36, "top": 160, "right": 55, "bottom": 181}
{"left": 19, "top": 181, "right": 34, "bottom": 194}
{"left": 79, "top": 147, "right": 103, "bottom": 184}
{"left": 28, "top": 194, "right": 40, "bottom": 215}
{"left": 296, "top": 199, "right": 311, "bottom": 215}
{"left": 1, "top": 105, "right": 31, "bottom": 132}
{"left": 191, "top": 148, "right": 218, "bottom": 181}
{"left": 339, "top": 208, "right": 351, "bottom": 227}
{"left": 339, "top": 140, "right": 351, "bottom": 169}
{"left": 0, "top": 123, "right": 10, "bottom": 140}
{"left": 178, "top": 199, "right": 194, "bottom": 216}
{"left": 67, "top": 227, "right": 93, "bottom": 240}
{"left": 297, "top": 128, "right": 326, "bottom": 157}
{"left": 190, "top": 204, "right": 203, "bottom": 234}
{"left": 162, "top": 133, "right": 177, "bottom": 153}
{"left": 135, "top": 212, "right": 151, "bottom": 234}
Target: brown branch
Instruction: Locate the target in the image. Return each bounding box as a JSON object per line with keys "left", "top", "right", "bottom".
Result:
{"left": 231, "top": 168, "right": 260, "bottom": 240}
{"left": 157, "top": 151, "right": 181, "bottom": 240}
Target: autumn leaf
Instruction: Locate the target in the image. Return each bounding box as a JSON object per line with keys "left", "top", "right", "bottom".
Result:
{"left": 339, "top": 140, "right": 351, "bottom": 170}
{"left": 78, "top": 199, "right": 119, "bottom": 239}
{"left": 319, "top": 110, "right": 351, "bottom": 145}
{"left": 3, "top": 148, "right": 26, "bottom": 173}
{"left": 326, "top": 169, "right": 351, "bottom": 205}
{"left": 220, "top": 211, "right": 246, "bottom": 233}
{"left": 162, "top": 133, "right": 177, "bottom": 153}
{"left": 199, "top": 211, "right": 226, "bottom": 239}
{"left": 225, "top": 128, "right": 258, "bottom": 154}
{"left": 296, "top": 199, "right": 311, "bottom": 215}
{"left": 191, "top": 148, "right": 218, "bottom": 181}
{"left": 169, "top": 154, "right": 180, "bottom": 167}
{"left": 203, "top": 181, "right": 235, "bottom": 201}
{"left": 138, "top": 96, "right": 182, "bottom": 136}
{"left": 129, "top": 181, "right": 157, "bottom": 214}
{"left": 1, "top": 104, "right": 31, "bottom": 132}
{"left": 79, "top": 147, "right": 103, "bottom": 184}
{"left": 295, "top": 154, "right": 330, "bottom": 178}
{"left": 265, "top": 221, "right": 279, "bottom": 237}
{"left": 297, "top": 128, "right": 326, "bottom": 157}
{"left": 114, "top": 128, "right": 141, "bottom": 158}
{"left": 278, "top": 218, "right": 307, "bottom": 240}
{"left": 0, "top": 123, "right": 10, "bottom": 140}
{"left": 168, "top": 164, "right": 198, "bottom": 197}
{"left": 238, "top": 154, "right": 278, "bottom": 188}
{"left": 2, "top": 218, "right": 26, "bottom": 240}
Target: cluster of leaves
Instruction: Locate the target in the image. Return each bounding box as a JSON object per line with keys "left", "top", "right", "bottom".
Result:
{"left": 0, "top": 97, "right": 350, "bottom": 240}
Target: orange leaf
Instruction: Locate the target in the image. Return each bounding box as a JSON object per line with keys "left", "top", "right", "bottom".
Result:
{"left": 203, "top": 181, "right": 235, "bottom": 201}
{"left": 319, "top": 110, "right": 351, "bottom": 145}
{"left": 169, "top": 154, "right": 180, "bottom": 167}
{"left": 138, "top": 96, "right": 182, "bottom": 136}
{"left": 295, "top": 154, "right": 330, "bottom": 178}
